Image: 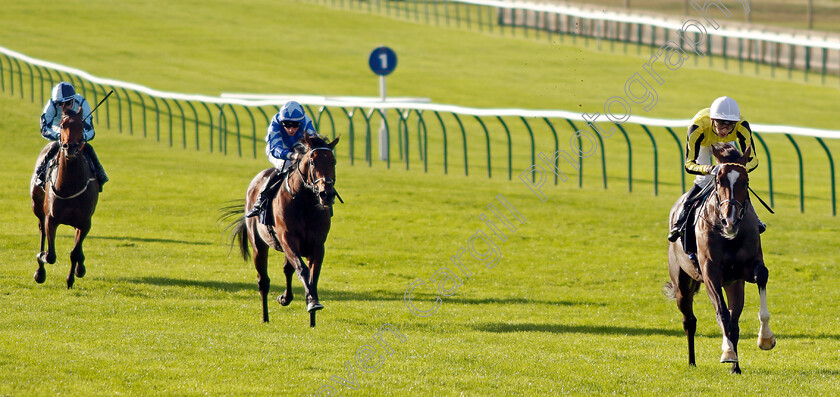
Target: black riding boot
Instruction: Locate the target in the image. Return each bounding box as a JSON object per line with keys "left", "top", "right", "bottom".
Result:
{"left": 667, "top": 183, "right": 704, "bottom": 242}
{"left": 83, "top": 144, "right": 108, "bottom": 191}
{"left": 245, "top": 170, "right": 286, "bottom": 218}
{"left": 34, "top": 141, "right": 60, "bottom": 188}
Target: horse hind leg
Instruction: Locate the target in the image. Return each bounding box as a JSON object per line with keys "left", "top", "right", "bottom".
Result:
{"left": 675, "top": 272, "right": 700, "bottom": 367}
{"left": 278, "top": 259, "right": 294, "bottom": 306}
{"left": 254, "top": 246, "right": 270, "bottom": 323}
{"left": 34, "top": 218, "right": 47, "bottom": 284}
{"left": 754, "top": 263, "right": 777, "bottom": 350}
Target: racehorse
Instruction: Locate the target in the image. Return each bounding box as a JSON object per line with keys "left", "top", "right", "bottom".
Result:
{"left": 30, "top": 108, "right": 99, "bottom": 288}
{"left": 225, "top": 134, "right": 339, "bottom": 327}
{"left": 664, "top": 143, "right": 776, "bottom": 374}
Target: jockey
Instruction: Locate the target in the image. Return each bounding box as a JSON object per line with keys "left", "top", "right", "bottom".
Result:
{"left": 667, "top": 96, "right": 766, "bottom": 259}
{"left": 245, "top": 101, "right": 318, "bottom": 218}
{"left": 35, "top": 82, "right": 108, "bottom": 190}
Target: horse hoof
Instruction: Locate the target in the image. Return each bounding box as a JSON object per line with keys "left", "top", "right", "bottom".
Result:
{"left": 75, "top": 264, "right": 86, "bottom": 278}
{"left": 307, "top": 302, "right": 324, "bottom": 313}
{"left": 720, "top": 350, "right": 738, "bottom": 363}
{"left": 67, "top": 279, "right": 74, "bottom": 289}
{"left": 34, "top": 268, "right": 46, "bottom": 284}
{"left": 758, "top": 335, "right": 777, "bottom": 350}
{"left": 277, "top": 294, "right": 292, "bottom": 306}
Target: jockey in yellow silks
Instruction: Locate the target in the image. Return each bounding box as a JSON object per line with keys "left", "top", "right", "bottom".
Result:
{"left": 668, "top": 96, "right": 766, "bottom": 257}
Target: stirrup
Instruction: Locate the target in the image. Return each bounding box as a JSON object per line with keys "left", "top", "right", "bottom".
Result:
{"left": 758, "top": 221, "right": 767, "bottom": 234}
{"left": 245, "top": 202, "right": 263, "bottom": 218}
{"left": 688, "top": 253, "right": 700, "bottom": 273}
{"left": 667, "top": 228, "right": 681, "bottom": 242}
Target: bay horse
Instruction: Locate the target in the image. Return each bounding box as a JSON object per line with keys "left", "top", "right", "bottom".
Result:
{"left": 665, "top": 143, "right": 776, "bottom": 374}
{"left": 225, "top": 134, "right": 339, "bottom": 327}
{"left": 30, "top": 108, "right": 99, "bottom": 288}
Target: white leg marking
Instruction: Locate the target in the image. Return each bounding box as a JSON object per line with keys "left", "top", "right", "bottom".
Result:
{"left": 758, "top": 288, "right": 774, "bottom": 338}
{"left": 722, "top": 336, "right": 735, "bottom": 353}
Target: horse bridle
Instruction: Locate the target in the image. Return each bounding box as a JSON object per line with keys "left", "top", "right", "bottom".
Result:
{"left": 59, "top": 115, "right": 86, "bottom": 157}
{"left": 285, "top": 147, "right": 336, "bottom": 198}
{"left": 714, "top": 162, "right": 749, "bottom": 224}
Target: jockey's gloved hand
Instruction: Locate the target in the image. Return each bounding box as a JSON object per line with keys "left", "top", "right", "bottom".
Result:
{"left": 707, "top": 165, "right": 720, "bottom": 175}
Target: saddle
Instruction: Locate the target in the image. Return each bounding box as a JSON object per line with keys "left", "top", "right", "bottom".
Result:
{"left": 680, "top": 180, "right": 716, "bottom": 257}
{"left": 257, "top": 170, "right": 288, "bottom": 227}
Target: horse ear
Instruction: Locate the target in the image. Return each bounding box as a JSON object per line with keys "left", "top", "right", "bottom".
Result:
{"left": 741, "top": 144, "right": 753, "bottom": 163}
{"left": 328, "top": 134, "right": 341, "bottom": 150}
{"left": 303, "top": 133, "right": 312, "bottom": 146}
{"left": 711, "top": 143, "right": 726, "bottom": 162}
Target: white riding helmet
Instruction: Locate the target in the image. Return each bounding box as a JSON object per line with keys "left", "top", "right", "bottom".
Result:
{"left": 279, "top": 101, "right": 306, "bottom": 122}
{"left": 709, "top": 96, "right": 740, "bottom": 122}
{"left": 51, "top": 82, "right": 76, "bottom": 103}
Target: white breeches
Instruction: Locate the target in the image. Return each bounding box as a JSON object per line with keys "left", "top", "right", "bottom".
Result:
{"left": 693, "top": 146, "right": 713, "bottom": 187}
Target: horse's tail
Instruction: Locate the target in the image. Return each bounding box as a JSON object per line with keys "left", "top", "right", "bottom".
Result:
{"left": 219, "top": 201, "right": 250, "bottom": 262}
{"left": 662, "top": 281, "right": 677, "bottom": 300}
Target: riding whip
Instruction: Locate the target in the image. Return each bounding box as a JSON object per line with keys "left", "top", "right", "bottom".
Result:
{"left": 82, "top": 90, "right": 114, "bottom": 123}
{"left": 748, "top": 186, "right": 775, "bottom": 214}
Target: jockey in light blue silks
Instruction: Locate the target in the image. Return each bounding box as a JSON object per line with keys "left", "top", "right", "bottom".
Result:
{"left": 35, "top": 82, "right": 109, "bottom": 190}
{"left": 245, "top": 101, "right": 318, "bottom": 218}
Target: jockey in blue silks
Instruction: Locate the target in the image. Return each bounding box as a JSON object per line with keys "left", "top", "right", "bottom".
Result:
{"left": 245, "top": 101, "right": 318, "bottom": 217}
{"left": 35, "top": 82, "right": 108, "bottom": 190}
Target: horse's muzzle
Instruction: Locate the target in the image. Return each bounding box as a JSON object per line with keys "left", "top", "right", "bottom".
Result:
{"left": 318, "top": 189, "right": 336, "bottom": 206}
{"left": 61, "top": 142, "right": 84, "bottom": 158}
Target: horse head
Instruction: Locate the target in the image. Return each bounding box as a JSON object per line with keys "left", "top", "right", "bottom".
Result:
{"left": 300, "top": 134, "right": 340, "bottom": 207}
{"left": 59, "top": 108, "right": 86, "bottom": 159}
{"left": 711, "top": 143, "right": 752, "bottom": 239}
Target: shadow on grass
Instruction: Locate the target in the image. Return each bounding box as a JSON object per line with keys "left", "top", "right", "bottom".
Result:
{"left": 472, "top": 322, "right": 684, "bottom": 337}
{"left": 85, "top": 235, "right": 212, "bottom": 246}
{"left": 472, "top": 322, "right": 840, "bottom": 341}
{"left": 123, "top": 277, "right": 603, "bottom": 307}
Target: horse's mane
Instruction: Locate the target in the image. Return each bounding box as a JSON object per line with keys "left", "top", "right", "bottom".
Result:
{"left": 306, "top": 134, "right": 330, "bottom": 149}
{"left": 714, "top": 143, "right": 743, "bottom": 163}
{"left": 62, "top": 108, "right": 82, "bottom": 118}
{"left": 293, "top": 134, "right": 332, "bottom": 156}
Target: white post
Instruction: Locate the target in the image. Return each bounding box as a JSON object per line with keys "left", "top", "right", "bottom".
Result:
{"left": 379, "top": 75, "right": 389, "bottom": 161}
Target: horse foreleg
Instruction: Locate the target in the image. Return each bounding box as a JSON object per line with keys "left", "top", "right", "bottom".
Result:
{"left": 67, "top": 227, "right": 89, "bottom": 289}
{"left": 308, "top": 247, "right": 324, "bottom": 302}
{"left": 34, "top": 217, "right": 47, "bottom": 284}
{"left": 724, "top": 280, "right": 745, "bottom": 374}
{"left": 754, "top": 262, "right": 776, "bottom": 350}
{"left": 41, "top": 216, "right": 58, "bottom": 265}
{"left": 278, "top": 259, "right": 294, "bottom": 306}
{"left": 703, "top": 267, "right": 738, "bottom": 365}
{"left": 279, "top": 237, "right": 317, "bottom": 312}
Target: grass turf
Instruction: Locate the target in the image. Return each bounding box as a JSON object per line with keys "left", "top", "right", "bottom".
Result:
{"left": 1, "top": 0, "right": 839, "bottom": 395}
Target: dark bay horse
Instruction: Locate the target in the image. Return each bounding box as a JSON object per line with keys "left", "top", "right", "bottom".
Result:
{"left": 665, "top": 143, "right": 776, "bottom": 374}
{"left": 226, "top": 134, "right": 339, "bottom": 327}
{"left": 30, "top": 108, "right": 99, "bottom": 288}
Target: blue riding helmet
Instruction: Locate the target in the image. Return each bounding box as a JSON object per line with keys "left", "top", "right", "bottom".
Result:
{"left": 279, "top": 101, "right": 305, "bottom": 122}
{"left": 51, "top": 82, "right": 76, "bottom": 103}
